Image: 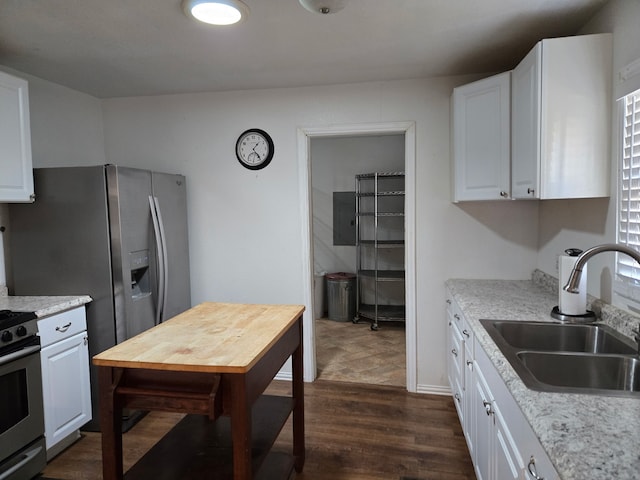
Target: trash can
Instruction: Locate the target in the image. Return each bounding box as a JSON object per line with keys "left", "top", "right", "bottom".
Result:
{"left": 325, "top": 272, "right": 356, "bottom": 322}
{"left": 314, "top": 272, "right": 327, "bottom": 320}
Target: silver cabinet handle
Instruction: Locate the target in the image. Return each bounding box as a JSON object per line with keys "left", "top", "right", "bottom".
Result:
{"left": 451, "top": 348, "right": 458, "bottom": 357}
{"left": 446, "top": 299, "right": 451, "bottom": 305}
{"left": 466, "top": 360, "right": 473, "bottom": 367}
{"left": 454, "top": 392, "right": 461, "bottom": 404}
{"left": 462, "top": 329, "right": 470, "bottom": 338}
{"left": 454, "top": 313, "right": 460, "bottom": 320}
{"left": 527, "top": 456, "right": 544, "bottom": 480}
{"left": 483, "top": 400, "right": 493, "bottom": 416}
{"left": 500, "top": 191, "right": 508, "bottom": 198}
{"left": 55, "top": 322, "right": 72, "bottom": 332}
{"left": 527, "top": 187, "right": 535, "bottom": 195}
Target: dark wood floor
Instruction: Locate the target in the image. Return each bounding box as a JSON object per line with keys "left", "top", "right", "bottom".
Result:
{"left": 42, "top": 380, "right": 475, "bottom": 480}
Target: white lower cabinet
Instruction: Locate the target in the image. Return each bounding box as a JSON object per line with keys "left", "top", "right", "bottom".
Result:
{"left": 446, "top": 292, "right": 474, "bottom": 458}
{"left": 446, "top": 290, "right": 559, "bottom": 480}
{"left": 38, "top": 307, "right": 92, "bottom": 459}
{"left": 473, "top": 350, "right": 522, "bottom": 480}
{"left": 472, "top": 363, "right": 493, "bottom": 480}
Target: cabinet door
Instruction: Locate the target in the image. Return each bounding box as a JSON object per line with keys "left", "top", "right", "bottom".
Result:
{"left": 452, "top": 72, "right": 511, "bottom": 201}
{"left": 463, "top": 342, "right": 475, "bottom": 459}
{"left": 511, "top": 43, "right": 541, "bottom": 199}
{"left": 539, "top": 34, "right": 611, "bottom": 199}
{"left": 512, "top": 34, "right": 611, "bottom": 200}
{"left": 472, "top": 363, "right": 493, "bottom": 480}
{"left": 41, "top": 331, "right": 92, "bottom": 451}
{"left": 493, "top": 401, "right": 523, "bottom": 480}
{"left": 0, "top": 70, "right": 34, "bottom": 202}
{"left": 449, "top": 321, "right": 464, "bottom": 420}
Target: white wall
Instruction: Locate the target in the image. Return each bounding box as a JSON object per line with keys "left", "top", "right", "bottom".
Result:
{"left": 101, "top": 78, "right": 539, "bottom": 391}
{"left": 536, "top": 0, "right": 640, "bottom": 305}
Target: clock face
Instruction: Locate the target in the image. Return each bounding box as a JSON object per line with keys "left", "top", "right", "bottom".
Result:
{"left": 235, "top": 129, "right": 274, "bottom": 170}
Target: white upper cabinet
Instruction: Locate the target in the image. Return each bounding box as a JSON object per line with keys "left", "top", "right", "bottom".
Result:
{"left": 0, "top": 70, "right": 34, "bottom": 203}
{"left": 452, "top": 72, "right": 511, "bottom": 202}
{"left": 511, "top": 33, "right": 612, "bottom": 199}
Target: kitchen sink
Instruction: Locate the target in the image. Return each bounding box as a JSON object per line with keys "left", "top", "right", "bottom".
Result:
{"left": 516, "top": 352, "right": 640, "bottom": 393}
{"left": 480, "top": 319, "right": 640, "bottom": 397}
{"left": 484, "top": 320, "right": 637, "bottom": 354}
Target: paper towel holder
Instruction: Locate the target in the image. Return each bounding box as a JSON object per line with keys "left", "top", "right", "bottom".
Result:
{"left": 551, "top": 248, "right": 596, "bottom": 323}
{"left": 550, "top": 305, "right": 596, "bottom": 322}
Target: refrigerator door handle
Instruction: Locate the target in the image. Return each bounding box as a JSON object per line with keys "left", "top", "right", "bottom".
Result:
{"left": 153, "top": 196, "right": 170, "bottom": 323}
{"left": 149, "top": 195, "right": 166, "bottom": 326}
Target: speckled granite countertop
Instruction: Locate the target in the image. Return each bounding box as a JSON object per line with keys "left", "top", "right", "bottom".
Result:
{"left": 0, "top": 295, "right": 92, "bottom": 317}
{"left": 446, "top": 277, "right": 640, "bottom": 480}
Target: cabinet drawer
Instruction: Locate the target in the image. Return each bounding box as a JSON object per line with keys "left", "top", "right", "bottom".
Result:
{"left": 38, "top": 307, "right": 87, "bottom": 347}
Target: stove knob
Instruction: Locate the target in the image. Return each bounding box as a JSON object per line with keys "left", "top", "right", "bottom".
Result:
{"left": 16, "top": 325, "right": 27, "bottom": 337}
{"left": 1, "top": 330, "right": 13, "bottom": 343}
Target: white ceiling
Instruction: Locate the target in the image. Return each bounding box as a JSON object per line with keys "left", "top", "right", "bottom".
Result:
{"left": 0, "top": 0, "right": 608, "bottom": 99}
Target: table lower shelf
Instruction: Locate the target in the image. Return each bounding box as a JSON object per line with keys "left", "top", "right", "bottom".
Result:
{"left": 124, "top": 395, "right": 295, "bottom": 480}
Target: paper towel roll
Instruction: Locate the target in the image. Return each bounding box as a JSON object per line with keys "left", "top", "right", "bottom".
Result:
{"left": 558, "top": 254, "right": 587, "bottom": 315}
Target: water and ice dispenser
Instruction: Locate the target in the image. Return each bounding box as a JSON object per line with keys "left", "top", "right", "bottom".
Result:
{"left": 129, "top": 250, "right": 151, "bottom": 299}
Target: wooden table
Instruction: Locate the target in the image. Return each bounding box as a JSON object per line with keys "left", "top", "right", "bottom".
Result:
{"left": 93, "top": 302, "right": 305, "bottom": 480}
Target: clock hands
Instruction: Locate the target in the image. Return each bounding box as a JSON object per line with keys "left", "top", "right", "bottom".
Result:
{"left": 251, "top": 143, "right": 262, "bottom": 161}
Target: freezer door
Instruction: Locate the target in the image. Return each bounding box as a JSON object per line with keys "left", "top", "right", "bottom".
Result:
{"left": 107, "top": 166, "right": 157, "bottom": 342}
{"left": 151, "top": 171, "right": 191, "bottom": 320}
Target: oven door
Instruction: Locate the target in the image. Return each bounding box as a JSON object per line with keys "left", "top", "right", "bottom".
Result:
{"left": 0, "top": 338, "right": 45, "bottom": 468}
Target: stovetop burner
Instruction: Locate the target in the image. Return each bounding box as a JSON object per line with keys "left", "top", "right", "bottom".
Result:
{"left": 0, "top": 310, "right": 37, "bottom": 329}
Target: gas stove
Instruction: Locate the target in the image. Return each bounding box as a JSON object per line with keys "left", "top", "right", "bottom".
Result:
{"left": 0, "top": 309, "right": 38, "bottom": 350}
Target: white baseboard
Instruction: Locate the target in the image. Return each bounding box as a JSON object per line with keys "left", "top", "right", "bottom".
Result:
{"left": 274, "top": 374, "right": 452, "bottom": 398}
{"left": 275, "top": 372, "right": 292, "bottom": 382}
{"left": 416, "top": 384, "right": 452, "bottom": 396}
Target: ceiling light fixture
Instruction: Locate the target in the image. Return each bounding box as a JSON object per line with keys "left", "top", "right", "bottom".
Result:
{"left": 298, "top": 0, "right": 347, "bottom": 15}
{"left": 182, "top": 0, "right": 249, "bottom": 25}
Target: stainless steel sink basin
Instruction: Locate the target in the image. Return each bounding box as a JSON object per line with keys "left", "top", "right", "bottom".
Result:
{"left": 479, "top": 319, "right": 640, "bottom": 397}
{"left": 517, "top": 352, "right": 640, "bottom": 393}
{"left": 485, "top": 320, "right": 637, "bottom": 354}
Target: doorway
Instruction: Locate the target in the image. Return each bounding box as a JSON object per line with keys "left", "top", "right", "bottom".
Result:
{"left": 297, "top": 121, "right": 417, "bottom": 392}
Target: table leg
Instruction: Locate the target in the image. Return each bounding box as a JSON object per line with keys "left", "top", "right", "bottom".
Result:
{"left": 229, "top": 374, "right": 252, "bottom": 480}
{"left": 99, "top": 366, "right": 124, "bottom": 480}
{"left": 292, "top": 318, "right": 306, "bottom": 472}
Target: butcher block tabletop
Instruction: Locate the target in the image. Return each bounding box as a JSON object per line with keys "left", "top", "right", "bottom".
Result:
{"left": 93, "top": 302, "right": 305, "bottom": 373}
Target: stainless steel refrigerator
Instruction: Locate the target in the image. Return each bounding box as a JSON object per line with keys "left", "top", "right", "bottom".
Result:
{"left": 8, "top": 165, "right": 191, "bottom": 431}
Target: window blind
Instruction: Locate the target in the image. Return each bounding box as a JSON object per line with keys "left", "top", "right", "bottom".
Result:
{"left": 617, "top": 90, "right": 640, "bottom": 287}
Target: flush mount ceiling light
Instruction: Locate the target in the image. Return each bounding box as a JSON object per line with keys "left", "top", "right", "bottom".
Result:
{"left": 182, "top": 0, "right": 249, "bottom": 25}
{"left": 299, "top": 0, "right": 347, "bottom": 15}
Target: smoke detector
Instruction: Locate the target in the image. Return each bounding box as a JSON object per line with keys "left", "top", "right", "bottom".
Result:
{"left": 299, "top": 0, "right": 347, "bottom": 15}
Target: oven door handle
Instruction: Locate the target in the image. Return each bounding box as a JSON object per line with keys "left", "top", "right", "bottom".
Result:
{"left": 0, "top": 443, "right": 43, "bottom": 480}
{"left": 0, "top": 345, "right": 40, "bottom": 367}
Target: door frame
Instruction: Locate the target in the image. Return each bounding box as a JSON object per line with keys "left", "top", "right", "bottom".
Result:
{"left": 297, "top": 121, "right": 417, "bottom": 392}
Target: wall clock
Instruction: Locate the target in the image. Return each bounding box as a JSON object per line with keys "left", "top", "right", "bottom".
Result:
{"left": 235, "top": 128, "right": 274, "bottom": 170}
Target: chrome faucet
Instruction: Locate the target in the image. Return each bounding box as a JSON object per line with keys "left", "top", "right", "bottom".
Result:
{"left": 563, "top": 243, "right": 640, "bottom": 293}
{"left": 563, "top": 243, "right": 640, "bottom": 353}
